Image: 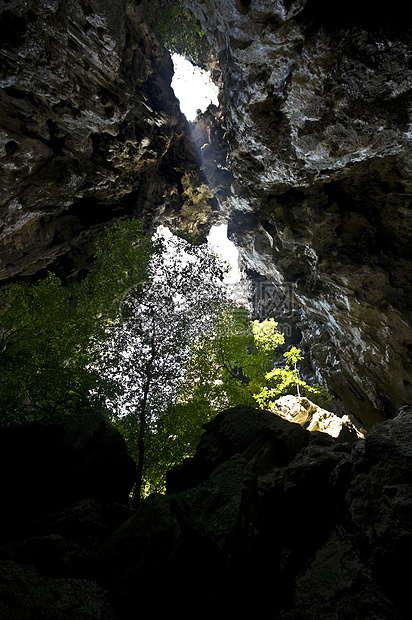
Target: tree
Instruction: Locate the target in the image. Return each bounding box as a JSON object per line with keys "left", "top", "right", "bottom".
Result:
{"left": 141, "top": 307, "right": 330, "bottom": 494}
{"left": 180, "top": 309, "right": 331, "bottom": 409}
{"left": 251, "top": 345, "right": 331, "bottom": 410}
{"left": 160, "top": 310, "right": 331, "bottom": 476}
{"left": 0, "top": 217, "right": 151, "bottom": 425}
{"left": 94, "top": 229, "right": 229, "bottom": 502}
{"left": 178, "top": 310, "right": 288, "bottom": 411}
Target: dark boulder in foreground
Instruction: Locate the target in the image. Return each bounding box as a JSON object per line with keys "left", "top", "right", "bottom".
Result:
{"left": 0, "top": 411, "right": 136, "bottom": 536}
{"left": 1, "top": 404, "right": 412, "bottom": 618}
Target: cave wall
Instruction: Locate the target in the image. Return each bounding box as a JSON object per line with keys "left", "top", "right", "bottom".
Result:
{"left": 1, "top": 0, "right": 412, "bottom": 427}
{"left": 184, "top": 0, "right": 412, "bottom": 426}
{"left": 0, "top": 0, "right": 202, "bottom": 282}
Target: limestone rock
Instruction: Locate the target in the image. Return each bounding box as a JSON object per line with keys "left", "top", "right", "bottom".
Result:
{"left": 94, "top": 404, "right": 411, "bottom": 617}
{"left": 92, "top": 493, "right": 184, "bottom": 616}
{"left": 2, "top": 0, "right": 412, "bottom": 427}
{"left": 185, "top": 0, "right": 412, "bottom": 427}
{"left": 0, "top": 411, "right": 135, "bottom": 618}
{"left": 272, "top": 394, "right": 366, "bottom": 441}
{"left": 166, "top": 404, "right": 310, "bottom": 492}
{"left": 0, "top": 0, "right": 201, "bottom": 282}
{"left": 1, "top": 404, "right": 411, "bottom": 617}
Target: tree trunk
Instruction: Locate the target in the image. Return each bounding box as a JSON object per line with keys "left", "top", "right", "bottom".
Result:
{"left": 132, "top": 356, "right": 153, "bottom": 507}
{"left": 133, "top": 408, "right": 146, "bottom": 507}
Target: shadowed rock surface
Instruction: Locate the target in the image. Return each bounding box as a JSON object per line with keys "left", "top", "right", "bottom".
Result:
{"left": 0, "top": 0, "right": 208, "bottom": 283}
{"left": 1, "top": 405, "right": 411, "bottom": 617}
{"left": 184, "top": 0, "right": 412, "bottom": 426}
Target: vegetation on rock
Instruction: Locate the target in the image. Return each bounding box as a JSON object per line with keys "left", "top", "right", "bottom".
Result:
{"left": 135, "top": 0, "right": 212, "bottom": 67}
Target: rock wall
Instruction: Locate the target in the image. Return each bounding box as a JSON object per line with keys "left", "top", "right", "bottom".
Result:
{"left": 184, "top": 0, "right": 412, "bottom": 426}
{"left": 0, "top": 0, "right": 203, "bottom": 283}
{"left": 1, "top": 405, "right": 411, "bottom": 618}
{"left": 1, "top": 0, "right": 412, "bottom": 427}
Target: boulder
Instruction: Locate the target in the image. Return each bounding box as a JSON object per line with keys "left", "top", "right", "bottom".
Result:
{"left": 272, "top": 395, "right": 366, "bottom": 442}
{"left": 167, "top": 404, "right": 310, "bottom": 492}
{"left": 94, "top": 404, "right": 411, "bottom": 618}
{"left": 0, "top": 411, "right": 136, "bottom": 536}
{"left": 0, "top": 404, "right": 411, "bottom": 618}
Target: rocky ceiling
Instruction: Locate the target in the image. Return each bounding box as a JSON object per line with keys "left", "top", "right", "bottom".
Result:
{"left": 1, "top": 0, "right": 412, "bottom": 428}
{"left": 0, "top": 0, "right": 205, "bottom": 282}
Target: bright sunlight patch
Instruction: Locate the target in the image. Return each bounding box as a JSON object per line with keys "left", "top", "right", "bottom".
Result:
{"left": 171, "top": 53, "right": 219, "bottom": 121}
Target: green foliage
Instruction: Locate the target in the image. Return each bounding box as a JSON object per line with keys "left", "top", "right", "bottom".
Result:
{"left": 82, "top": 217, "right": 151, "bottom": 320}
{"left": 143, "top": 397, "right": 213, "bottom": 494}
{"left": 252, "top": 344, "right": 332, "bottom": 410}
{"left": 179, "top": 312, "right": 282, "bottom": 408}
{"left": 138, "top": 0, "right": 212, "bottom": 67}
{"left": 176, "top": 310, "right": 331, "bottom": 429}
{"left": 136, "top": 308, "right": 330, "bottom": 494}
{"left": 0, "top": 273, "right": 94, "bottom": 422}
{"left": 0, "top": 218, "right": 151, "bottom": 425}
{"left": 0, "top": 213, "right": 331, "bottom": 503}
{"left": 94, "top": 230, "right": 230, "bottom": 501}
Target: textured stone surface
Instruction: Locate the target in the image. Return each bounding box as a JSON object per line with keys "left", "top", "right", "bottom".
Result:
{"left": 0, "top": 0, "right": 204, "bottom": 282}
{"left": 272, "top": 394, "right": 366, "bottom": 440}
{"left": 184, "top": 0, "right": 412, "bottom": 426}
{"left": 1, "top": 0, "right": 412, "bottom": 427}
{"left": 1, "top": 403, "right": 411, "bottom": 617}
{"left": 96, "top": 404, "right": 412, "bottom": 617}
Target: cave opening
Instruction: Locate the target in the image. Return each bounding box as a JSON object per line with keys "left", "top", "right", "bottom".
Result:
{"left": 2, "top": 2, "right": 412, "bottom": 615}
{"left": 168, "top": 51, "right": 237, "bottom": 291}
{"left": 170, "top": 52, "right": 219, "bottom": 121}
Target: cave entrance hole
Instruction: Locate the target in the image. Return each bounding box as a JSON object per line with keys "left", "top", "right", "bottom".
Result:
{"left": 171, "top": 53, "right": 219, "bottom": 121}
{"left": 156, "top": 223, "right": 240, "bottom": 286}
{"left": 207, "top": 223, "right": 241, "bottom": 285}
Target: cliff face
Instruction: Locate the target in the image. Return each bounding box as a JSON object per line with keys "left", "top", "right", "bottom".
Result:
{"left": 184, "top": 0, "right": 412, "bottom": 426}
{"left": 0, "top": 0, "right": 200, "bottom": 282}
{"left": 1, "top": 0, "right": 412, "bottom": 426}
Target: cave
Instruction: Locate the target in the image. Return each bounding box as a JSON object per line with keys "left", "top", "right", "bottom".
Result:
{"left": 1, "top": 0, "right": 412, "bottom": 618}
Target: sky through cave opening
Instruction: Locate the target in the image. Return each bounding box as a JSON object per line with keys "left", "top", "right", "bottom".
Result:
{"left": 171, "top": 53, "right": 219, "bottom": 122}
{"left": 156, "top": 224, "right": 241, "bottom": 287}
{"left": 169, "top": 54, "right": 239, "bottom": 286}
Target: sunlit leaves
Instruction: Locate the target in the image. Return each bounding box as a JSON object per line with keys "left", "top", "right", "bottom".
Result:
{"left": 0, "top": 218, "right": 151, "bottom": 424}
{"left": 252, "top": 318, "right": 285, "bottom": 353}
{"left": 94, "top": 230, "right": 230, "bottom": 499}
{"left": 251, "top": 346, "right": 332, "bottom": 409}
{"left": 177, "top": 312, "right": 332, "bottom": 429}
